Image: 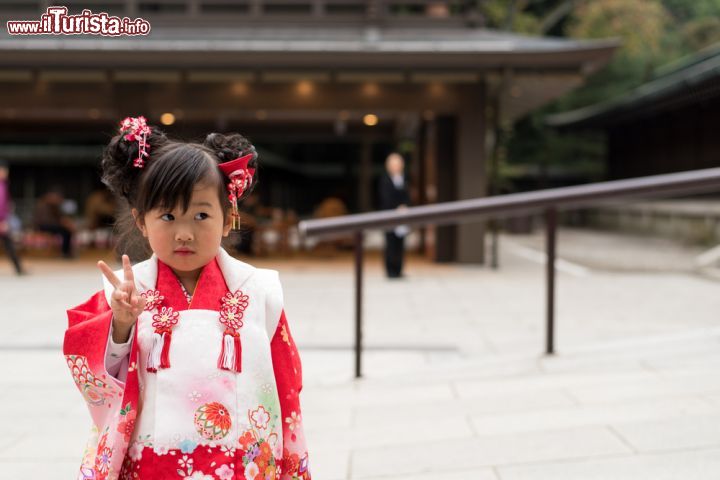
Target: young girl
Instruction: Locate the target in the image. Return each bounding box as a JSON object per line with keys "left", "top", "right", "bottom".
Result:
{"left": 63, "top": 117, "right": 311, "bottom": 480}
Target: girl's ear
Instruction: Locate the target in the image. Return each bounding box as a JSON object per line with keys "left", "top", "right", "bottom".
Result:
{"left": 222, "top": 211, "right": 233, "bottom": 237}
{"left": 132, "top": 208, "right": 148, "bottom": 238}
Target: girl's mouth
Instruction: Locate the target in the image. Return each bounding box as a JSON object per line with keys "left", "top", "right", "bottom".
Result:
{"left": 174, "top": 249, "right": 195, "bottom": 256}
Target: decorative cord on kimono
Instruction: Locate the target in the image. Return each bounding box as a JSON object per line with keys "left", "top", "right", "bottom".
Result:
{"left": 147, "top": 306, "right": 179, "bottom": 372}
{"left": 140, "top": 287, "right": 250, "bottom": 374}
{"left": 218, "top": 290, "right": 249, "bottom": 372}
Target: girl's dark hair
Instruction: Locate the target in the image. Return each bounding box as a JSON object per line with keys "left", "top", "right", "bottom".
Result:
{"left": 101, "top": 125, "right": 259, "bottom": 261}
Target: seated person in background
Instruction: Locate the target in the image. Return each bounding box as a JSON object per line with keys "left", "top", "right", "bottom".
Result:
{"left": 313, "top": 195, "right": 348, "bottom": 219}
{"left": 85, "top": 189, "right": 116, "bottom": 230}
{"left": 235, "top": 191, "right": 268, "bottom": 256}
{"left": 311, "top": 193, "right": 352, "bottom": 251}
{"left": 34, "top": 188, "right": 76, "bottom": 258}
{"left": 84, "top": 189, "right": 117, "bottom": 249}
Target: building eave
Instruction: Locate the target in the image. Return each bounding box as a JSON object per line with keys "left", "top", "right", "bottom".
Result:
{"left": 0, "top": 27, "right": 618, "bottom": 71}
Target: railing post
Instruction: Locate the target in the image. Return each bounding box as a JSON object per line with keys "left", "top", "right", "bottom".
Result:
{"left": 354, "top": 230, "right": 364, "bottom": 378}
{"left": 490, "top": 218, "right": 499, "bottom": 269}
{"left": 545, "top": 207, "right": 556, "bottom": 355}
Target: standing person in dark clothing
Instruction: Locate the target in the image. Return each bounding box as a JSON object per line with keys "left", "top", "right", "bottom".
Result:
{"left": 378, "top": 152, "right": 410, "bottom": 279}
{"left": 0, "top": 160, "right": 25, "bottom": 275}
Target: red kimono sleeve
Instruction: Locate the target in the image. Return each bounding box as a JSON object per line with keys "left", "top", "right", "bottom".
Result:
{"left": 67, "top": 289, "right": 111, "bottom": 328}
{"left": 64, "top": 289, "right": 141, "bottom": 480}
{"left": 63, "top": 290, "right": 126, "bottom": 424}
{"left": 65, "top": 290, "right": 114, "bottom": 373}
{"left": 271, "top": 309, "right": 312, "bottom": 480}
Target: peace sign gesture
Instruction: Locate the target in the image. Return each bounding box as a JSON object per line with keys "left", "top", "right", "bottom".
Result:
{"left": 97, "top": 254, "right": 146, "bottom": 343}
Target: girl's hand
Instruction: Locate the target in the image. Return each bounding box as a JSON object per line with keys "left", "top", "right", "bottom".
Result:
{"left": 97, "top": 254, "right": 146, "bottom": 343}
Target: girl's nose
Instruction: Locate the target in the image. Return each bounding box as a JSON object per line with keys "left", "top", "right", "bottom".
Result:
{"left": 175, "top": 229, "right": 193, "bottom": 242}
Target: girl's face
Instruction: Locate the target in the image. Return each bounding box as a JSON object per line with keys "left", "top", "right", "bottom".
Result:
{"left": 134, "top": 181, "right": 232, "bottom": 278}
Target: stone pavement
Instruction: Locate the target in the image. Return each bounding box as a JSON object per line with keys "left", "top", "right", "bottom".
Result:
{"left": 0, "top": 228, "right": 719, "bottom": 479}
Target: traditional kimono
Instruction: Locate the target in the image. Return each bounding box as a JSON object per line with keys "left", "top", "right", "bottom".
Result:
{"left": 63, "top": 247, "right": 311, "bottom": 480}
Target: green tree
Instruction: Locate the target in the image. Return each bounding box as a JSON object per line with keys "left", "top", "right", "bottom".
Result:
{"left": 495, "top": 0, "right": 720, "bottom": 190}
{"left": 567, "top": 0, "right": 670, "bottom": 58}
{"left": 681, "top": 17, "right": 720, "bottom": 51}
{"left": 480, "top": 0, "right": 541, "bottom": 33}
{"left": 662, "top": 0, "right": 720, "bottom": 22}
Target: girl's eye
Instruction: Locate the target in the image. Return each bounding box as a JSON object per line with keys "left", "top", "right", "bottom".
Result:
{"left": 195, "top": 212, "right": 209, "bottom": 220}
{"left": 160, "top": 213, "right": 174, "bottom": 221}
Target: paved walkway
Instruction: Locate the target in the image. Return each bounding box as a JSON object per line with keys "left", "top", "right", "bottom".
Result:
{"left": 1, "top": 228, "right": 719, "bottom": 479}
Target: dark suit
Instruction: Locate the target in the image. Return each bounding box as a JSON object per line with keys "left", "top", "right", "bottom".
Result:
{"left": 378, "top": 172, "right": 410, "bottom": 278}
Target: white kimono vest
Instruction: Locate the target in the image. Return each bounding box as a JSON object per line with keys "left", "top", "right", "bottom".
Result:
{"left": 100, "top": 247, "right": 290, "bottom": 478}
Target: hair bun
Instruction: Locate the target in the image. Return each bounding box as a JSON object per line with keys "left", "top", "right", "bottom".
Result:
{"left": 101, "top": 125, "right": 168, "bottom": 203}
{"left": 204, "top": 132, "right": 258, "bottom": 166}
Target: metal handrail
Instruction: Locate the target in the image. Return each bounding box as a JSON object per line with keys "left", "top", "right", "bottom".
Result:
{"left": 298, "top": 167, "right": 720, "bottom": 378}
{"left": 299, "top": 167, "right": 720, "bottom": 238}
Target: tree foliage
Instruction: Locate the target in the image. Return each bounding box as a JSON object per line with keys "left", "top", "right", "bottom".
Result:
{"left": 567, "top": 0, "right": 670, "bottom": 58}
{"left": 493, "top": 0, "right": 720, "bottom": 188}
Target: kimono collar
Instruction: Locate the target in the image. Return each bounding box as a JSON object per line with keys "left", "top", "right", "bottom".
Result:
{"left": 102, "top": 247, "right": 257, "bottom": 308}
{"left": 156, "top": 257, "right": 229, "bottom": 311}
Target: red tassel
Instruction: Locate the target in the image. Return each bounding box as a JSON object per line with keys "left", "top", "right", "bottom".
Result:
{"left": 160, "top": 331, "right": 172, "bottom": 369}
{"left": 234, "top": 335, "right": 242, "bottom": 372}
{"left": 218, "top": 333, "right": 229, "bottom": 371}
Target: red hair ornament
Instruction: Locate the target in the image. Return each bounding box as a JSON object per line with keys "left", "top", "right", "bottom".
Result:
{"left": 218, "top": 152, "right": 255, "bottom": 230}
{"left": 119, "top": 116, "right": 152, "bottom": 168}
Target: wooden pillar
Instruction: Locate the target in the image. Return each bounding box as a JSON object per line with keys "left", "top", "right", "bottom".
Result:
{"left": 455, "top": 83, "right": 487, "bottom": 263}
{"left": 421, "top": 113, "right": 438, "bottom": 259}
{"left": 434, "top": 115, "right": 458, "bottom": 262}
